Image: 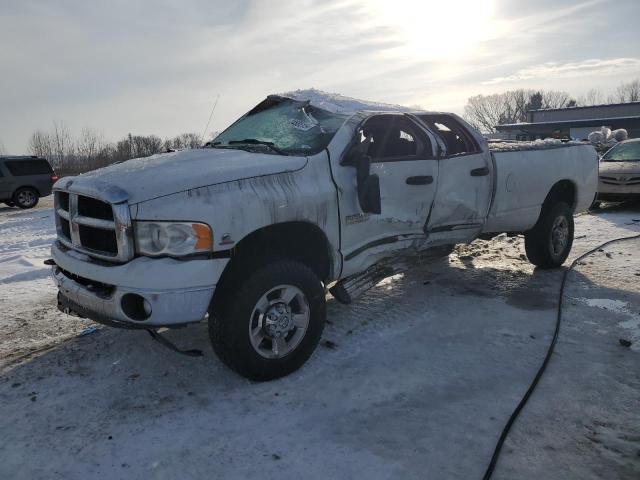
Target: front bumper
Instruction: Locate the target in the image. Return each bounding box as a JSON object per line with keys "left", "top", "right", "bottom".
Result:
{"left": 51, "top": 241, "right": 228, "bottom": 327}
{"left": 597, "top": 181, "right": 640, "bottom": 201}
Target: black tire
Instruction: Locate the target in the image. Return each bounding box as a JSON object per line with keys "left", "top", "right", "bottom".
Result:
{"left": 209, "top": 259, "right": 326, "bottom": 381}
{"left": 13, "top": 188, "right": 39, "bottom": 209}
{"left": 524, "top": 202, "right": 574, "bottom": 268}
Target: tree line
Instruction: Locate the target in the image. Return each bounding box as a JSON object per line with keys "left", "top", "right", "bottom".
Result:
{"left": 26, "top": 122, "right": 208, "bottom": 176}
{"left": 464, "top": 79, "right": 640, "bottom": 133}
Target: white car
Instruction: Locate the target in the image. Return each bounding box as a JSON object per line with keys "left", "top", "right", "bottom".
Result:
{"left": 50, "top": 91, "right": 598, "bottom": 380}
{"left": 597, "top": 138, "right": 640, "bottom": 202}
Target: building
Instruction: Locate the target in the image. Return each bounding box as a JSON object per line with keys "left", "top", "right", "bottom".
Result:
{"left": 495, "top": 101, "right": 640, "bottom": 141}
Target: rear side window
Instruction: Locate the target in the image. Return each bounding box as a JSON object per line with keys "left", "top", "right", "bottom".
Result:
{"left": 418, "top": 114, "right": 481, "bottom": 156}
{"left": 4, "top": 160, "right": 53, "bottom": 176}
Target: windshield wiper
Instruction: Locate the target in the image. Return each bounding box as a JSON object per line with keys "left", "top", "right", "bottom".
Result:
{"left": 227, "top": 139, "right": 288, "bottom": 155}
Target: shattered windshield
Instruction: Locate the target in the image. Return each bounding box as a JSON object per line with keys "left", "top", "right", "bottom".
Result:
{"left": 211, "top": 97, "right": 348, "bottom": 156}
{"left": 602, "top": 142, "right": 640, "bottom": 162}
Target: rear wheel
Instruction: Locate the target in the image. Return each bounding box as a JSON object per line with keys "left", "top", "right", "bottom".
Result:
{"left": 209, "top": 259, "right": 326, "bottom": 381}
{"left": 524, "top": 202, "right": 574, "bottom": 268}
{"left": 13, "top": 188, "right": 39, "bottom": 209}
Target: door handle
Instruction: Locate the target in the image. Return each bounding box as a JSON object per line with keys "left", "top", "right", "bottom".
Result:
{"left": 470, "top": 167, "right": 490, "bottom": 177}
{"left": 406, "top": 175, "right": 433, "bottom": 185}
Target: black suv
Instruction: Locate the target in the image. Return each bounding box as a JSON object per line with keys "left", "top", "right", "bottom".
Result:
{"left": 0, "top": 156, "right": 57, "bottom": 209}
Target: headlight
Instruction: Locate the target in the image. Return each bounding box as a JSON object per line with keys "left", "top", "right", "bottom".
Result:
{"left": 134, "top": 221, "right": 212, "bottom": 257}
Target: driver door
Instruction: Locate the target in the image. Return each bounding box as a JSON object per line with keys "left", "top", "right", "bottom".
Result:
{"left": 330, "top": 114, "right": 440, "bottom": 277}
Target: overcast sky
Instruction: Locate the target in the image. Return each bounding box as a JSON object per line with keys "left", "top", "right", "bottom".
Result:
{"left": 1, "top": 0, "right": 639, "bottom": 153}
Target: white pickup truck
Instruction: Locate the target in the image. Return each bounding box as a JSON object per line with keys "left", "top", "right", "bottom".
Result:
{"left": 51, "top": 91, "right": 598, "bottom": 380}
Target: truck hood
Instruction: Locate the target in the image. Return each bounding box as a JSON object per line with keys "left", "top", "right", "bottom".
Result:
{"left": 57, "top": 148, "right": 307, "bottom": 204}
{"left": 599, "top": 161, "right": 640, "bottom": 175}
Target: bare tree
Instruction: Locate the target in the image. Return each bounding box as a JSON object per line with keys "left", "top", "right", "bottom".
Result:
{"left": 609, "top": 79, "right": 640, "bottom": 103}
{"left": 465, "top": 89, "right": 576, "bottom": 133}
{"left": 164, "top": 132, "right": 203, "bottom": 150}
{"left": 75, "top": 128, "right": 106, "bottom": 162}
{"left": 28, "top": 130, "right": 53, "bottom": 159}
{"left": 577, "top": 88, "right": 605, "bottom": 106}
{"left": 465, "top": 89, "right": 537, "bottom": 133}
{"left": 541, "top": 90, "right": 573, "bottom": 109}
{"left": 0, "top": 140, "right": 6, "bottom": 155}
{"left": 26, "top": 126, "right": 205, "bottom": 175}
{"left": 50, "top": 121, "right": 74, "bottom": 169}
{"left": 464, "top": 93, "right": 511, "bottom": 133}
{"left": 131, "top": 134, "right": 163, "bottom": 157}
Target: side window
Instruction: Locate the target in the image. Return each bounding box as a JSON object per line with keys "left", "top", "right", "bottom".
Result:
{"left": 359, "top": 115, "right": 432, "bottom": 161}
{"left": 4, "top": 160, "right": 53, "bottom": 176}
{"left": 419, "top": 114, "right": 480, "bottom": 157}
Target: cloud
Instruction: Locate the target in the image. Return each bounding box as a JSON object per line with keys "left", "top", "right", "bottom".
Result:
{"left": 484, "top": 58, "right": 640, "bottom": 85}
{"left": 1, "top": 0, "right": 640, "bottom": 152}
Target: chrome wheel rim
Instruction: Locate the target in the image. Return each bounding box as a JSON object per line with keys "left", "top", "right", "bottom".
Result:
{"left": 550, "top": 216, "right": 569, "bottom": 256}
{"left": 248, "top": 284, "right": 310, "bottom": 359}
{"left": 17, "top": 190, "right": 35, "bottom": 207}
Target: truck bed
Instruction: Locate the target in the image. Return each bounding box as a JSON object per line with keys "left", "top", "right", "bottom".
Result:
{"left": 482, "top": 142, "right": 599, "bottom": 234}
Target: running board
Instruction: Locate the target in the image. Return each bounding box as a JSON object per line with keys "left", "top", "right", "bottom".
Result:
{"left": 330, "top": 245, "right": 453, "bottom": 304}
{"left": 329, "top": 263, "right": 397, "bottom": 304}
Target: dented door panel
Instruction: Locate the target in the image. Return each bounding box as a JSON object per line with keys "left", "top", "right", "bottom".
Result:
{"left": 326, "top": 116, "right": 438, "bottom": 278}
{"left": 425, "top": 151, "right": 493, "bottom": 245}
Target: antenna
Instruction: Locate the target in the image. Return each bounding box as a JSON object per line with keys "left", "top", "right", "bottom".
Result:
{"left": 200, "top": 94, "right": 220, "bottom": 146}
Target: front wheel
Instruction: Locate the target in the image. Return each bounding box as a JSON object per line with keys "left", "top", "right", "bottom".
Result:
{"left": 524, "top": 202, "right": 574, "bottom": 268}
{"left": 209, "top": 259, "right": 326, "bottom": 381}
{"left": 13, "top": 188, "right": 39, "bottom": 209}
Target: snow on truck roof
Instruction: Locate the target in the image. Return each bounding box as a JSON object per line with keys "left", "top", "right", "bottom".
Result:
{"left": 488, "top": 138, "right": 587, "bottom": 152}
{"left": 279, "top": 89, "right": 416, "bottom": 115}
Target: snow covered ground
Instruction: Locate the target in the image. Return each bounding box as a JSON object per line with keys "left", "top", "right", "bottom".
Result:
{"left": 1, "top": 198, "right": 639, "bottom": 479}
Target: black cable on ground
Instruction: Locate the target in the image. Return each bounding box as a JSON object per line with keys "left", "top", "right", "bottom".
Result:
{"left": 483, "top": 232, "right": 640, "bottom": 480}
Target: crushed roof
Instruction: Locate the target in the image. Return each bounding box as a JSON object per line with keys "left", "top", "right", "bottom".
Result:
{"left": 279, "top": 88, "right": 416, "bottom": 115}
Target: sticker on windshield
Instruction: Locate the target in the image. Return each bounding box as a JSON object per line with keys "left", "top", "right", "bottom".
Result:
{"left": 288, "top": 118, "right": 317, "bottom": 131}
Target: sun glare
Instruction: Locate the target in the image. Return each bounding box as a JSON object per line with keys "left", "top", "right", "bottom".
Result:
{"left": 370, "top": 0, "right": 502, "bottom": 61}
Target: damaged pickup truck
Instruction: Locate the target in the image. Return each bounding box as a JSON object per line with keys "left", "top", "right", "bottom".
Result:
{"left": 50, "top": 91, "right": 598, "bottom": 380}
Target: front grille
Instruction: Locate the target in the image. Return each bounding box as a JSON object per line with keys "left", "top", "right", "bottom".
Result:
{"left": 54, "top": 190, "right": 134, "bottom": 262}
{"left": 79, "top": 225, "right": 118, "bottom": 253}
{"left": 600, "top": 175, "right": 640, "bottom": 186}
{"left": 60, "top": 217, "right": 71, "bottom": 239}
{"left": 58, "top": 191, "right": 69, "bottom": 211}
{"left": 78, "top": 195, "right": 114, "bottom": 220}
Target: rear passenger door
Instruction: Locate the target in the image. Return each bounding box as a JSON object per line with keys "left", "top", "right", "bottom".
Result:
{"left": 417, "top": 114, "right": 493, "bottom": 245}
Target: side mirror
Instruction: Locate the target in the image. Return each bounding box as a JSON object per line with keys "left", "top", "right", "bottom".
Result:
{"left": 358, "top": 174, "right": 381, "bottom": 214}
{"left": 341, "top": 134, "right": 372, "bottom": 166}
{"left": 355, "top": 154, "right": 371, "bottom": 184}
{"left": 342, "top": 133, "right": 380, "bottom": 214}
